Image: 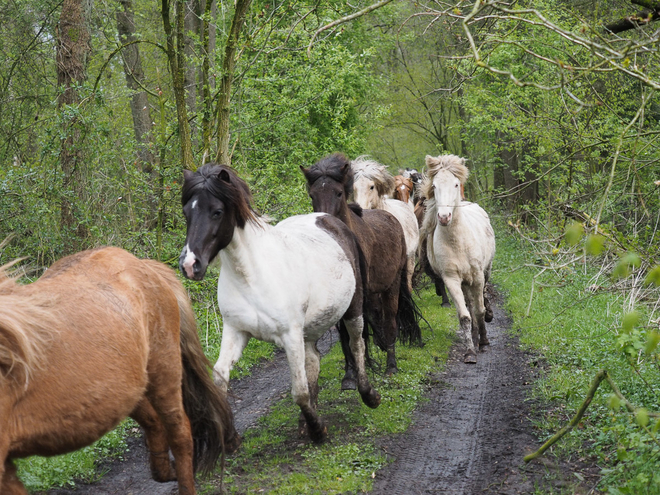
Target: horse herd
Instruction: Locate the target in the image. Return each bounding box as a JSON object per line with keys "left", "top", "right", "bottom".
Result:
{"left": 0, "top": 153, "right": 494, "bottom": 494}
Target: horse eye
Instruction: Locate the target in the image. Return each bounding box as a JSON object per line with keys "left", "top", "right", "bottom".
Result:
{"left": 336, "top": 191, "right": 342, "bottom": 198}
{"left": 370, "top": 185, "right": 374, "bottom": 190}
{"left": 455, "top": 184, "right": 459, "bottom": 188}
{"left": 212, "top": 209, "right": 223, "bottom": 219}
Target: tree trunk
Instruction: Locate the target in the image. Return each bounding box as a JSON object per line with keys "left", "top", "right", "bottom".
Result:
{"left": 57, "top": 0, "right": 91, "bottom": 252}
{"left": 215, "top": 0, "right": 252, "bottom": 165}
{"left": 116, "top": 0, "right": 156, "bottom": 171}
{"left": 184, "top": 0, "right": 200, "bottom": 122}
{"left": 162, "top": 0, "right": 195, "bottom": 170}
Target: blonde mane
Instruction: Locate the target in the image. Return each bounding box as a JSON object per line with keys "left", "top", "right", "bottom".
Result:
{"left": 0, "top": 264, "right": 51, "bottom": 387}
{"left": 419, "top": 154, "right": 470, "bottom": 255}
{"left": 351, "top": 156, "right": 395, "bottom": 197}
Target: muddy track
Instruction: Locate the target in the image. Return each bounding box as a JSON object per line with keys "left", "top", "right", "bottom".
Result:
{"left": 372, "top": 292, "right": 599, "bottom": 494}
{"left": 45, "top": 292, "right": 598, "bottom": 494}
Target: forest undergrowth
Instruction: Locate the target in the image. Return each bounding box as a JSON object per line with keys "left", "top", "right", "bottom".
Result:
{"left": 492, "top": 216, "right": 660, "bottom": 494}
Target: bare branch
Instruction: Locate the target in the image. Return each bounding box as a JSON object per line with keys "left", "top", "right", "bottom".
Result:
{"left": 307, "top": 0, "right": 394, "bottom": 57}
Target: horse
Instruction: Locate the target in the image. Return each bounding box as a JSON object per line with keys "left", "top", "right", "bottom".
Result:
{"left": 300, "top": 153, "right": 422, "bottom": 387}
{"left": 393, "top": 175, "right": 414, "bottom": 205}
{"left": 351, "top": 156, "right": 419, "bottom": 293}
{"left": 420, "top": 154, "right": 496, "bottom": 364}
{"left": 178, "top": 164, "right": 380, "bottom": 444}
{"left": 0, "top": 247, "right": 238, "bottom": 495}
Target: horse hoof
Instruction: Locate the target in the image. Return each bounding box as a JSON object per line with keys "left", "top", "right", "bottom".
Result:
{"left": 385, "top": 366, "right": 398, "bottom": 376}
{"left": 341, "top": 377, "right": 357, "bottom": 391}
{"left": 485, "top": 309, "right": 494, "bottom": 322}
{"left": 361, "top": 388, "right": 381, "bottom": 409}
{"left": 479, "top": 338, "right": 490, "bottom": 347}
{"left": 441, "top": 302, "right": 451, "bottom": 308}
{"left": 310, "top": 425, "right": 328, "bottom": 444}
{"left": 479, "top": 345, "right": 488, "bottom": 353}
{"left": 464, "top": 351, "right": 477, "bottom": 364}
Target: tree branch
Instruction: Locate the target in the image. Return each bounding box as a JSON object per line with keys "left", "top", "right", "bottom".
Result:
{"left": 307, "top": 0, "right": 394, "bottom": 57}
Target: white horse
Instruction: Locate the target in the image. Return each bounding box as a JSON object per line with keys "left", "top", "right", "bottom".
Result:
{"left": 420, "top": 154, "right": 495, "bottom": 363}
{"left": 179, "top": 164, "right": 380, "bottom": 443}
{"left": 351, "top": 156, "right": 420, "bottom": 292}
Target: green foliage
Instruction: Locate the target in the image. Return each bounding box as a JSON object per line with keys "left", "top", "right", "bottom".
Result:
{"left": 495, "top": 225, "right": 660, "bottom": 494}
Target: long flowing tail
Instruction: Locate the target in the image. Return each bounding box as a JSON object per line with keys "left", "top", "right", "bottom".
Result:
{"left": 145, "top": 261, "right": 239, "bottom": 476}
{"left": 396, "top": 260, "right": 424, "bottom": 347}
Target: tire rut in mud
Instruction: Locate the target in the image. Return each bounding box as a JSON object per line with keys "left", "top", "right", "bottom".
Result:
{"left": 371, "top": 291, "right": 599, "bottom": 494}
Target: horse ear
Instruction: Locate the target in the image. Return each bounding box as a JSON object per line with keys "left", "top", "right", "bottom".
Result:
{"left": 218, "top": 169, "right": 231, "bottom": 183}
{"left": 183, "top": 169, "right": 195, "bottom": 183}
{"left": 299, "top": 165, "right": 309, "bottom": 178}
{"left": 425, "top": 155, "right": 434, "bottom": 166}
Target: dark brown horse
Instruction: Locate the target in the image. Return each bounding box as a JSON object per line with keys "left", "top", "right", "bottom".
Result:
{"left": 301, "top": 153, "right": 422, "bottom": 386}
{"left": 0, "top": 247, "right": 238, "bottom": 494}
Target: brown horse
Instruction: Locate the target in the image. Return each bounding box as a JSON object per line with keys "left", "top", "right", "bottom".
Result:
{"left": 393, "top": 175, "right": 414, "bottom": 204}
{"left": 301, "top": 153, "right": 422, "bottom": 386}
{"left": 0, "top": 247, "right": 238, "bottom": 495}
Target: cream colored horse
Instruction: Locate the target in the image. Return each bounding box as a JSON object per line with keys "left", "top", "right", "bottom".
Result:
{"left": 420, "top": 155, "right": 495, "bottom": 363}
{"left": 351, "top": 156, "right": 419, "bottom": 292}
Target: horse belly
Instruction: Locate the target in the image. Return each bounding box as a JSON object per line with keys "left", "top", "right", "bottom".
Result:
{"left": 8, "top": 331, "right": 149, "bottom": 458}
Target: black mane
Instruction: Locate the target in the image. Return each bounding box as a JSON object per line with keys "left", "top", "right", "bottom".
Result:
{"left": 305, "top": 153, "right": 354, "bottom": 198}
{"left": 182, "top": 163, "right": 258, "bottom": 229}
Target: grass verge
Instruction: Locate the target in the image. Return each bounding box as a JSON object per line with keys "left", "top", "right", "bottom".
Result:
{"left": 492, "top": 227, "right": 660, "bottom": 494}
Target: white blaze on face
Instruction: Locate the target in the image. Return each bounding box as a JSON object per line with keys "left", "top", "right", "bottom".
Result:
{"left": 181, "top": 244, "right": 197, "bottom": 278}
{"left": 191, "top": 199, "right": 198, "bottom": 209}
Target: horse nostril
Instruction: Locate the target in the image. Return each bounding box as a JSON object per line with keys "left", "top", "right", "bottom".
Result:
{"left": 192, "top": 260, "right": 201, "bottom": 274}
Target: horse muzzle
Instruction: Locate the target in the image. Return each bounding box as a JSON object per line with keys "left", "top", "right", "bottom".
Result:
{"left": 179, "top": 246, "right": 207, "bottom": 280}
{"left": 438, "top": 212, "right": 452, "bottom": 226}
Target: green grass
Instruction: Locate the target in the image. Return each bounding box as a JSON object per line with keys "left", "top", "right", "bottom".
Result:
{"left": 16, "top": 420, "right": 138, "bottom": 492}
{"left": 492, "top": 227, "right": 660, "bottom": 494}
{"left": 204, "top": 287, "right": 455, "bottom": 494}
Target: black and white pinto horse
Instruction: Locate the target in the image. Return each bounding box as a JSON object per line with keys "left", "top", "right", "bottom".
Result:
{"left": 420, "top": 154, "right": 496, "bottom": 364}
{"left": 179, "top": 164, "right": 380, "bottom": 443}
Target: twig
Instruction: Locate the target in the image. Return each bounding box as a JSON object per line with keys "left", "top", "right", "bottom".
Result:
{"left": 524, "top": 369, "right": 660, "bottom": 463}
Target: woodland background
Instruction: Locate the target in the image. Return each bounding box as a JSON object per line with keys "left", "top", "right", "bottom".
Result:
{"left": 2, "top": 0, "right": 660, "bottom": 492}
{"left": 2, "top": 0, "right": 659, "bottom": 268}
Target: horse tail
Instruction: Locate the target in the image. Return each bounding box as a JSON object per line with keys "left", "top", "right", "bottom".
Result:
{"left": 396, "top": 253, "right": 425, "bottom": 347}
{"left": 144, "top": 261, "right": 239, "bottom": 476}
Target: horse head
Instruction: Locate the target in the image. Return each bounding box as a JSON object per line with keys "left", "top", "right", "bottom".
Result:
{"left": 300, "top": 153, "right": 353, "bottom": 218}
{"left": 351, "top": 156, "right": 394, "bottom": 209}
{"left": 423, "top": 154, "right": 469, "bottom": 227}
{"left": 179, "top": 163, "right": 256, "bottom": 280}
{"left": 393, "top": 175, "right": 414, "bottom": 204}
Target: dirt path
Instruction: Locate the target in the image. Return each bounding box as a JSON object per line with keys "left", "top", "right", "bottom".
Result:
{"left": 45, "top": 293, "right": 598, "bottom": 494}
{"left": 371, "top": 292, "right": 599, "bottom": 494}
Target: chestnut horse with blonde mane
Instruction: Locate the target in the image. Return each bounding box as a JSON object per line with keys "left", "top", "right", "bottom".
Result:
{"left": 0, "top": 247, "right": 238, "bottom": 494}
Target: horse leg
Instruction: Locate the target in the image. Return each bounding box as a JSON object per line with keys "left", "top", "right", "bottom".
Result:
{"left": 434, "top": 275, "right": 451, "bottom": 307}
{"left": 284, "top": 332, "right": 326, "bottom": 443}
{"left": 406, "top": 254, "right": 415, "bottom": 294}
{"left": 213, "top": 325, "right": 250, "bottom": 392}
{"left": 146, "top": 345, "right": 196, "bottom": 494}
{"left": 484, "top": 286, "right": 494, "bottom": 323}
{"left": 130, "top": 398, "right": 177, "bottom": 482}
{"left": 443, "top": 277, "right": 478, "bottom": 363}
{"left": 2, "top": 459, "right": 27, "bottom": 495}
{"left": 382, "top": 286, "right": 401, "bottom": 375}
{"left": 343, "top": 316, "right": 380, "bottom": 408}
{"left": 473, "top": 279, "right": 489, "bottom": 349}
{"left": 337, "top": 320, "right": 357, "bottom": 391}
